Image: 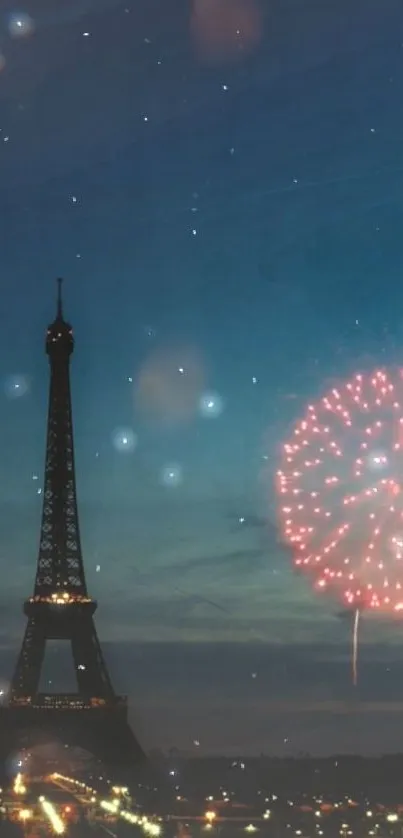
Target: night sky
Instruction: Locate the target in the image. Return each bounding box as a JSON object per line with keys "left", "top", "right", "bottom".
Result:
{"left": 2, "top": 0, "right": 403, "bottom": 756}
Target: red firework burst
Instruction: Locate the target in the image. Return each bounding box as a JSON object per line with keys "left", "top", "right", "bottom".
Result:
{"left": 277, "top": 368, "right": 403, "bottom": 614}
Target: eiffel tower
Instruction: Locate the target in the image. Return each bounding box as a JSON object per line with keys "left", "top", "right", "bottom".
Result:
{"left": 0, "top": 279, "right": 145, "bottom": 774}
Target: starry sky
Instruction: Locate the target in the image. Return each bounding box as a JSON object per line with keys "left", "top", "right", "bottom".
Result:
{"left": 2, "top": 0, "right": 403, "bottom": 756}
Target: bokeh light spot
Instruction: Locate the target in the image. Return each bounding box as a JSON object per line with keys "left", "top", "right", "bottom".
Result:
{"left": 112, "top": 427, "right": 137, "bottom": 453}
{"left": 190, "top": 0, "right": 262, "bottom": 65}
{"left": 136, "top": 347, "right": 205, "bottom": 426}
{"left": 4, "top": 374, "right": 30, "bottom": 399}
{"left": 8, "top": 13, "right": 34, "bottom": 38}
{"left": 199, "top": 391, "right": 224, "bottom": 418}
{"left": 160, "top": 463, "right": 183, "bottom": 488}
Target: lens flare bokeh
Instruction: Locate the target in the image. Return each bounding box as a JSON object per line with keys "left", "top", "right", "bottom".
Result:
{"left": 190, "top": 0, "right": 262, "bottom": 65}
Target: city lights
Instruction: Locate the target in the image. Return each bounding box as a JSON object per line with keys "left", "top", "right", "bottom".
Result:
{"left": 39, "top": 796, "right": 65, "bottom": 834}
{"left": 13, "top": 773, "right": 27, "bottom": 796}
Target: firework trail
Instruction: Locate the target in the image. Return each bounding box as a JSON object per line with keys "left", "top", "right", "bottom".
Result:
{"left": 352, "top": 608, "right": 360, "bottom": 687}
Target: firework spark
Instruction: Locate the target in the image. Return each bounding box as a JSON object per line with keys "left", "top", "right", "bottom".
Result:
{"left": 277, "top": 369, "right": 403, "bottom": 614}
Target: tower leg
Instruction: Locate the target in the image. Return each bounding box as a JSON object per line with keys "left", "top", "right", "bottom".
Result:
{"left": 10, "top": 620, "right": 45, "bottom": 698}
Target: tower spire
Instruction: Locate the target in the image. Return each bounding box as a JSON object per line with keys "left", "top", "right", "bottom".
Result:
{"left": 57, "top": 277, "right": 63, "bottom": 320}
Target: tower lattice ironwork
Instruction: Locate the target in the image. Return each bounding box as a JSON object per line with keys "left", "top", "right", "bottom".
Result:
{"left": 1, "top": 280, "right": 145, "bottom": 772}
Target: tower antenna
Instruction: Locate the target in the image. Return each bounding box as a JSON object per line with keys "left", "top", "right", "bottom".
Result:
{"left": 56, "top": 277, "right": 64, "bottom": 319}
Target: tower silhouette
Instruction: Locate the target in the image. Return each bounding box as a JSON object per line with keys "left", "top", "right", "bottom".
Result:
{"left": 0, "top": 280, "right": 145, "bottom": 772}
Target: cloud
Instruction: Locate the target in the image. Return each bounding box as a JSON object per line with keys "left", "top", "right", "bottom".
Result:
{"left": 252, "top": 701, "right": 403, "bottom": 714}
{"left": 139, "top": 547, "right": 266, "bottom": 578}
{"left": 97, "top": 587, "right": 337, "bottom": 644}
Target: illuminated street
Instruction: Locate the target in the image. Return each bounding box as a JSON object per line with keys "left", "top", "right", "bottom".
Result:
{"left": 0, "top": 770, "right": 163, "bottom": 836}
